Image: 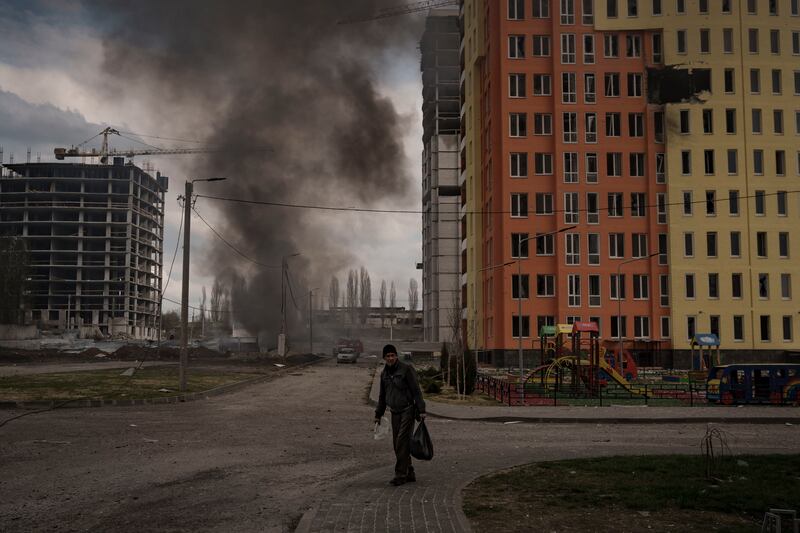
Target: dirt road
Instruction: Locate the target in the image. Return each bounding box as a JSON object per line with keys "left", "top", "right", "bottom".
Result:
{"left": 1, "top": 357, "right": 796, "bottom": 533}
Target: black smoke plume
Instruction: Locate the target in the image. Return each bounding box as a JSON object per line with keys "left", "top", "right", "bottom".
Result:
{"left": 92, "top": 1, "right": 422, "bottom": 343}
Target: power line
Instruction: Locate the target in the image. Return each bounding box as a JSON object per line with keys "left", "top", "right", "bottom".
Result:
{"left": 192, "top": 206, "right": 280, "bottom": 269}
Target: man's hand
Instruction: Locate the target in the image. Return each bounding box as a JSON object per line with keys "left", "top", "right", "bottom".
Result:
{"left": 374, "top": 418, "right": 381, "bottom": 425}
{"left": 419, "top": 413, "right": 426, "bottom": 420}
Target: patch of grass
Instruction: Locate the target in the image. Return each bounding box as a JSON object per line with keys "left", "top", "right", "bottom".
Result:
{"left": 426, "top": 385, "right": 502, "bottom": 406}
{"left": 0, "top": 366, "right": 262, "bottom": 402}
{"left": 464, "top": 454, "right": 800, "bottom": 532}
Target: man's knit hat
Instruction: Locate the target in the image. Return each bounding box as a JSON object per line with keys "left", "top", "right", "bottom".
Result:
{"left": 382, "top": 344, "right": 398, "bottom": 357}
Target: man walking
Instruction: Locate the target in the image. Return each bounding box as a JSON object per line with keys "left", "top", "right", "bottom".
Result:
{"left": 374, "top": 344, "right": 426, "bottom": 486}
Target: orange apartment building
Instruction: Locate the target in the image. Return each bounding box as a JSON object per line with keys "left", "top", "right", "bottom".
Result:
{"left": 469, "top": 0, "right": 671, "bottom": 365}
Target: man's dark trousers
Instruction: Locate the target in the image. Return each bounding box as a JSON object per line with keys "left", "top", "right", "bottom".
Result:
{"left": 391, "top": 406, "right": 415, "bottom": 478}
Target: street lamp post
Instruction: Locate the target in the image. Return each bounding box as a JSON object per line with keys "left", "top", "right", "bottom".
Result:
{"left": 180, "top": 177, "right": 227, "bottom": 393}
{"left": 308, "top": 287, "right": 319, "bottom": 354}
{"left": 279, "top": 252, "right": 301, "bottom": 356}
{"left": 515, "top": 226, "right": 576, "bottom": 404}
{"left": 615, "top": 251, "right": 659, "bottom": 372}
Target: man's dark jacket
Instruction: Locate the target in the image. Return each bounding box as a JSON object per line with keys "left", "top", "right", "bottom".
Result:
{"left": 375, "top": 360, "right": 426, "bottom": 418}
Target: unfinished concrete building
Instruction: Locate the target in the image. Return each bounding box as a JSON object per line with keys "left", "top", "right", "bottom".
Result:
{"left": 0, "top": 159, "right": 168, "bottom": 339}
{"left": 421, "top": 8, "right": 460, "bottom": 343}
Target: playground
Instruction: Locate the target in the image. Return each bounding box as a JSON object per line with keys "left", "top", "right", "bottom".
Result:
{"left": 476, "top": 323, "right": 800, "bottom": 407}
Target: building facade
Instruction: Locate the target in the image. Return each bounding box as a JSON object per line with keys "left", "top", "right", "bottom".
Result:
{"left": 0, "top": 160, "right": 168, "bottom": 339}
{"left": 421, "top": 8, "right": 462, "bottom": 343}
{"left": 463, "top": 0, "right": 800, "bottom": 364}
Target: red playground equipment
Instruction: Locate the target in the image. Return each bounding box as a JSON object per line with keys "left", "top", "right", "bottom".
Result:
{"left": 600, "top": 339, "right": 640, "bottom": 382}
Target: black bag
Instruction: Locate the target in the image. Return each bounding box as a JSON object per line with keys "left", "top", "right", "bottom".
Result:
{"left": 410, "top": 420, "right": 433, "bottom": 461}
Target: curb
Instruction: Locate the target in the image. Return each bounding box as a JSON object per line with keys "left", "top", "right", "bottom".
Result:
{"left": 0, "top": 356, "right": 324, "bottom": 410}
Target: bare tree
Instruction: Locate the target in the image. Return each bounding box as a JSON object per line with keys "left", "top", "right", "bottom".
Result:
{"left": 379, "top": 280, "right": 387, "bottom": 328}
{"left": 346, "top": 269, "right": 358, "bottom": 325}
{"left": 359, "top": 266, "right": 371, "bottom": 324}
{"left": 0, "top": 237, "right": 28, "bottom": 324}
{"left": 199, "top": 286, "right": 207, "bottom": 336}
{"left": 210, "top": 278, "right": 224, "bottom": 323}
{"left": 329, "top": 275, "right": 340, "bottom": 310}
{"left": 389, "top": 280, "right": 396, "bottom": 328}
{"left": 408, "top": 278, "right": 419, "bottom": 325}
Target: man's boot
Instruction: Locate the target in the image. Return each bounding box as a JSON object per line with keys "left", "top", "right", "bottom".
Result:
{"left": 406, "top": 468, "right": 416, "bottom": 482}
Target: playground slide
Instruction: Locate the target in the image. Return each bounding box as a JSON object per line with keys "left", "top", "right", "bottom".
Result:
{"left": 524, "top": 364, "right": 552, "bottom": 383}
{"left": 598, "top": 357, "right": 650, "bottom": 397}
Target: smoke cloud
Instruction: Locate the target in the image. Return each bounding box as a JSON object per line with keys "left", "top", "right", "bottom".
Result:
{"left": 91, "top": 1, "right": 422, "bottom": 341}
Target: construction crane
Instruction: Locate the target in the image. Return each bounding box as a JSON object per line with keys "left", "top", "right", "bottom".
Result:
{"left": 54, "top": 127, "right": 213, "bottom": 164}
{"left": 338, "top": 0, "right": 458, "bottom": 24}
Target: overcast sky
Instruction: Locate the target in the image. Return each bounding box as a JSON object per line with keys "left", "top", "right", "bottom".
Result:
{"left": 0, "top": 1, "right": 426, "bottom": 317}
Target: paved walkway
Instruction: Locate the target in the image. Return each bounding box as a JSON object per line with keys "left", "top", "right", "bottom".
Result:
{"left": 0, "top": 360, "right": 175, "bottom": 376}
{"left": 295, "top": 364, "right": 799, "bottom": 533}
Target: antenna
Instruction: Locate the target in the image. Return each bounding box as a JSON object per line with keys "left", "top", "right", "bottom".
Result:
{"left": 0, "top": 146, "right": 4, "bottom": 164}
{"left": 9, "top": 153, "right": 14, "bottom": 164}
{"left": 36, "top": 152, "right": 41, "bottom": 163}
{"left": 26, "top": 147, "right": 31, "bottom": 163}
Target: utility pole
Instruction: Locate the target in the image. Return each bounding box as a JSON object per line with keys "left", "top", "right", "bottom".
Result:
{"left": 308, "top": 289, "right": 313, "bottom": 354}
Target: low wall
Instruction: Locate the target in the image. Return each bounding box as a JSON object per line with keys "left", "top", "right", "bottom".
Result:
{"left": 0, "top": 324, "right": 39, "bottom": 340}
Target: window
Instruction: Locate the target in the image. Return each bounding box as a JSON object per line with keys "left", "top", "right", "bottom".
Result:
{"left": 512, "top": 315, "right": 531, "bottom": 338}
{"left": 585, "top": 112, "right": 597, "bottom": 142}
{"left": 566, "top": 233, "right": 580, "bottom": 265}
{"left": 681, "top": 150, "right": 691, "bottom": 175}
{"left": 699, "top": 0, "right": 708, "bottom": 13}
{"left": 752, "top": 108, "right": 762, "bottom": 133}
{"left": 704, "top": 150, "right": 715, "bottom": 174}
{"left": 679, "top": 109, "right": 690, "bottom": 133}
{"left": 533, "top": 35, "right": 551, "bottom": 56}
{"left": 585, "top": 152, "right": 598, "bottom": 182}
{"left": 685, "top": 274, "right": 696, "bottom": 299}
{"left": 630, "top": 153, "right": 645, "bottom": 177}
{"left": 781, "top": 273, "right": 792, "bottom": 299}
{"left": 770, "top": 0, "right": 779, "bottom": 14}
{"left": 587, "top": 194, "right": 599, "bottom": 224}
{"left": 652, "top": 0, "right": 662, "bottom": 14}
{"left": 760, "top": 315, "right": 771, "bottom": 342}
{"left": 661, "top": 316, "right": 671, "bottom": 338}
{"left": 511, "top": 233, "right": 529, "bottom": 258}
{"left": 773, "top": 109, "right": 784, "bottom": 134}
{"left": 722, "top": 0, "right": 731, "bottom": 13}
{"left": 511, "top": 193, "right": 528, "bottom": 217}
{"left": 653, "top": 154, "right": 665, "bottom": 184}
{"left": 733, "top": 315, "right": 744, "bottom": 341}
{"left": 706, "top": 231, "right": 717, "bottom": 257}
{"left": 753, "top": 149, "right": 764, "bottom": 174}
{"left": 748, "top": 28, "right": 759, "bottom": 53}
{"left": 633, "top": 274, "right": 650, "bottom": 300}
{"left": 631, "top": 193, "right": 646, "bottom": 217}
{"left": 604, "top": 34, "right": 619, "bottom": 57}
{"left": 657, "top": 193, "right": 667, "bottom": 223}
{"left": 510, "top": 73, "right": 526, "bottom": 97}
{"left": 508, "top": 0, "right": 524, "bottom": 19}
{"left": 779, "top": 232, "right": 790, "bottom": 257}
{"left": 729, "top": 190, "right": 740, "bottom": 215}
{"left": 732, "top": 273, "right": 743, "bottom": 299}
{"left": 626, "top": 35, "right": 641, "bottom": 57}
{"left": 611, "top": 316, "right": 627, "bottom": 339}
{"left": 584, "top": 73, "right": 596, "bottom": 103}
{"left": 533, "top": 74, "right": 552, "bottom": 95}
{"left": 723, "top": 28, "right": 733, "bottom": 53}
{"left": 512, "top": 274, "right": 529, "bottom": 299}
{"left": 534, "top": 113, "right": 553, "bottom": 135}
{"left": 589, "top": 274, "right": 601, "bottom": 306}
{"left": 510, "top": 153, "right": 528, "bottom": 177}
{"left": 563, "top": 112, "right": 578, "bottom": 142}
{"left": 509, "top": 113, "right": 527, "bottom": 137}
{"left": 710, "top": 315, "right": 720, "bottom": 337}
{"left": 606, "top": 112, "right": 621, "bottom": 136}
{"left": 757, "top": 232, "right": 768, "bottom": 260}
{"left": 610, "top": 274, "right": 626, "bottom": 300}
{"left": 633, "top": 316, "right": 649, "bottom": 339}
{"left": 509, "top": 35, "right": 526, "bottom": 58}
{"left": 677, "top": 0, "right": 686, "bottom": 14}
{"left": 683, "top": 191, "right": 693, "bottom": 215}
{"left": 627, "top": 73, "right": 642, "bottom": 97}
{"left": 795, "top": 71, "right": 800, "bottom": 94}
{"left": 564, "top": 192, "right": 579, "bottom": 223}
{"left": 724, "top": 68, "right": 735, "bottom": 93}
{"left": 659, "top": 275, "right": 669, "bottom": 306}
{"left": 632, "top": 233, "right": 648, "bottom": 257}
{"left": 609, "top": 233, "right": 625, "bottom": 258}
{"left": 684, "top": 232, "right": 694, "bottom": 256}
{"left": 796, "top": 111, "right": 800, "bottom": 134}
{"left": 700, "top": 28, "right": 710, "bottom": 53}
{"left": 563, "top": 152, "right": 579, "bottom": 183}
{"left": 627, "top": 0, "right": 639, "bottom": 16}
{"left": 582, "top": 0, "right": 594, "bottom": 23}
{"left": 536, "top": 233, "right": 555, "bottom": 255}
{"left": 755, "top": 190, "right": 766, "bottom": 215}
{"left": 772, "top": 69, "right": 782, "bottom": 94}
{"left": 794, "top": 31, "right": 800, "bottom": 54}
{"left": 771, "top": 30, "right": 780, "bottom": 54}
{"left": 583, "top": 34, "right": 595, "bottom": 63}
{"left": 608, "top": 0, "right": 619, "bottom": 17}
{"left": 537, "top": 274, "right": 555, "bottom": 296}
{"left": 561, "top": 33, "right": 576, "bottom": 63}
{"left": 727, "top": 149, "right": 738, "bottom": 174}
{"left": 629, "top": 113, "right": 644, "bottom": 136}
{"left": 535, "top": 153, "right": 553, "bottom": 174}
{"left": 776, "top": 150, "right": 786, "bottom": 175}
{"left": 783, "top": 316, "right": 793, "bottom": 341}
{"left": 604, "top": 73, "right": 620, "bottom": 96}
{"left": 750, "top": 68, "right": 760, "bottom": 93}
{"left": 588, "top": 232, "right": 600, "bottom": 263}
{"left": 702, "top": 109, "right": 713, "bottom": 134}
{"left": 730, "top": 231, "right": 741, "bottom": 257}
{"left": 568, "top": 274, "right": 581, "bottom": 306}
{"left": 561, "top": 0, "right": 575, "bottom": 24}
{"left": 652, "top": 33, "right": 663, "bottom": 62}
{"left": 777, "top": 191, "right": 788, "bottom": 215}
{"left": 725, "top": 108, "right": 736, "bottom": 133}
{"left": 533, "top": 0, "right": 550, "bottom": 17}
{"left": 677, "top": 30, "right": 687, "bottom": 54}
{"left": 535, "top": 193, "right": 554, "bottom": 214}
{"left": 658, "top": 233, "right": 668, "bottom": 265}
{"left": 793, "top": 0, "right": 799, "bottom": 16}
{"left": 608, "top": 193, "right": 624, "bottom": 217}
{"left": 607, "top": 153, "right": 622, "bottom": 177}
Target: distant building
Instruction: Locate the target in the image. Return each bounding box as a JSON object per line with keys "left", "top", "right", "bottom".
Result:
{"left": 316, "top": 307, "right": 420, "bottom": 327}
{"left": 420, "top": 7, "right": 461, "bottom": 343}
{"left": 0, "top": 159, "right": 168, "bottom": 339}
